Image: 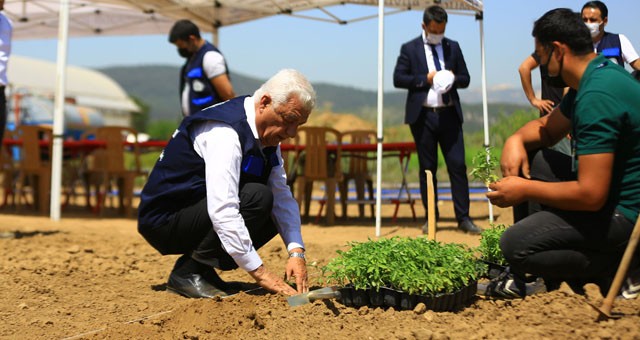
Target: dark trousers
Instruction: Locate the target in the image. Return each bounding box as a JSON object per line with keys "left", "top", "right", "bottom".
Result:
{"left": 0, "top": 87, "right": 6, "bottom": 152}
{"left": 512, "top": 148, "right": 575, "bottom": 222}
{"left": 410, "top": 107, "right": 470, "bottom": 222}
{"left": 503, "top": 149, "right": 634, "bottom": 282}
{"left": 145, "top": 183, "right": 278, "bottom": 271}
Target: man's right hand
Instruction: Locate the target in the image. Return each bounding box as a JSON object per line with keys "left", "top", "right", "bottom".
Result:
{"left": 249, "top": 265, "right": 297, "bottom": 295}
{"left": 500, "top": 135, "right": 530, "bottom": 178}
{"left": 427, "top": 71, "right": 437, "bottom": 85}
{"left": 530, "top": 98, "right": 555, "bottom": 115}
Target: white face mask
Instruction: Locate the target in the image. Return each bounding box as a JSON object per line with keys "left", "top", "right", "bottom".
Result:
{"left": 426, "top": 33, "right": 444, "bottom": 45}
{"left": 585, "top": 22, "right": 602, "bottom": 38}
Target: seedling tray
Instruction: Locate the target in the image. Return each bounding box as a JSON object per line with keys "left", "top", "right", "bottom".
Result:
{"left": 337, "top": 280, "right": 477, "bottom": 312}
{"left": 480, "top": 260, "right": 507, "bottom": 279}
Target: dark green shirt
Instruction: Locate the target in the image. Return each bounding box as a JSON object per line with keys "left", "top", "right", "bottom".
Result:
{"left": 560, "top": 55, "right": 640, "bottom": 222}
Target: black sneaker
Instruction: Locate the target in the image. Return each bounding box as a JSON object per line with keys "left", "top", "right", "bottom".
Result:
{"left": 477, "top": 268, "right": 547, "bottom": 299}
{"left": 620, "top": 268, "right": 640, "bottom": 300}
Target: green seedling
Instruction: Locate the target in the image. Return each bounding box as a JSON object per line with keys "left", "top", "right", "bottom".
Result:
{"left": 321, "top": 237, "right": 481, "bottom": 296}
{"left": 477, "top": 224, "right": 508, "bottom": 266}
{"left": 470, "top": 147, "right": 499, "bottom": 186}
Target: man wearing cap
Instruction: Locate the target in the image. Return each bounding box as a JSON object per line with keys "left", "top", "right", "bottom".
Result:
{"left": 393, "top": 5, "right": 481, "bottom": 235}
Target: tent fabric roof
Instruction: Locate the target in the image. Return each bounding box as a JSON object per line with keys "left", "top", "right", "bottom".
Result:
{"left": 8, "top": 55, "right": 139, "bottom": 112}
{"left": 5, "top": 0, "right": 482, "bottom": 39}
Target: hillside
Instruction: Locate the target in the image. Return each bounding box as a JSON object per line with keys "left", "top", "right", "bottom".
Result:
{"left": 99, "top": 65, "right": 532, "bottom": 133}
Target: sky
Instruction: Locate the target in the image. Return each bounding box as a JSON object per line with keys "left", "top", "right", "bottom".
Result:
{"left": 10, "top": 0, "right": 640, "bottom": 94}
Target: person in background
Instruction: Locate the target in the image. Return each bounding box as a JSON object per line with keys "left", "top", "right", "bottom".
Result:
{"left": 393, "top": 5, "right": 481, "bottom": 235}
{"left": 518, "top": 53, "right": 566, "bottom": 117}
{"left": 168, "top": 19, "right": 235, "bottom": 117}
{"left": 138, "top": 69, "right": 314, "bottom": 298}
{"left": 0, "top": 0, "right": 12, "bottom": 150}
{"left": 581, "top": 1, "right": 640, "bottom": 70}
{"left": 515, "top": 52, "right": 570, "bottom": 223}
{"left": 480, "top": 8, "right": 640, "bottom": 300}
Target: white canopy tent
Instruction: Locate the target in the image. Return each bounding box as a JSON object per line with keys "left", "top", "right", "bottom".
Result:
{"left": 6, "top": 0, "right": 488, "bottom": 230}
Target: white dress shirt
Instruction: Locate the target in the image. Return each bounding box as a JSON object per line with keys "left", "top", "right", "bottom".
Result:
{"left": 422, "top": 32, "right": 449, "bottom": 108}
{"left": 190, "top": 96, "right": 303, "bottom": 272}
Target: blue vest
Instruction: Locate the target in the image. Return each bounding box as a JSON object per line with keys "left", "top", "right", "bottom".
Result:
{"left": 597, "top": 32, "right": 624, "bottom": 67}
{"left": 181, "top": 41, "right": 230, "bottom": 114}
{"left": 138, "top": 96, "right": 279, "bottom": 230}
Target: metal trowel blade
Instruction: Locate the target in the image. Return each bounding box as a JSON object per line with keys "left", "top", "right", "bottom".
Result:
{"left": 287, "top": 286, "right": 341, "bottom": 307}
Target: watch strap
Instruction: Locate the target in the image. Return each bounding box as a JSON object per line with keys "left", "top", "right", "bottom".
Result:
{"left": 289, "top": 252, "right": 306, "bottom": 260}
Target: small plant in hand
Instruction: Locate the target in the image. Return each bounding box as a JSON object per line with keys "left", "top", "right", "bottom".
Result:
{"left": 470, "top": 147, "right": 499, "bottom": 186}
{"left": 321, "top": 237, "right": 481, "bottom": 298}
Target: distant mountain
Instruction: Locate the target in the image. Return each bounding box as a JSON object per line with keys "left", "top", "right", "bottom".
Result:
{"left": 99, "top": 65, "right": 532, "bottom": 133}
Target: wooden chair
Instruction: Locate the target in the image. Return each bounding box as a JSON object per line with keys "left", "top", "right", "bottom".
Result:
{"left": 81, "top": 126, "right": 146, "bottom": 217}
{"left": 294, "top": 126, "right": 343, "bottom": 225}
{"left": 339, "top": 130, "right": 376, "bottom": 219}
{"left": 0, "top": 130, "right": 21, "bottom": 208}
{"left": 13, "top": 125, "right": 53, "bottom": 214}
{"left": 280, "top": 137, "right": 298, "bottom": 195}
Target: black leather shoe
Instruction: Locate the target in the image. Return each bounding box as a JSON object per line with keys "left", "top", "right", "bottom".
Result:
{"left": 200, "top": 268, "right": 259, "bottom": 293}
{"left": 167, "top": 272, "right": 228, "bottom": 298}
{"left": 421, "top": 221, "right": 437, "bottom": 235}
{"left": 458, "top": 219, "right": 482, "bottom": 234}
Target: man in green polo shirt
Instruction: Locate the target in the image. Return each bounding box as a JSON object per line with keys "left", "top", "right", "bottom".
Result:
{"left": 480, "top": 8, "right": 640, "bottom": 299}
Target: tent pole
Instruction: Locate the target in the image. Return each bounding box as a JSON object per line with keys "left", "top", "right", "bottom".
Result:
{"left": 478, "top": 11, "right": 494, "bottom": 223}
{"left": 375, "top": 0, "right": 385, "bottom": 237}
{"left": 211, "top": 25, "right": 219, "bottom": 47}
{"left": 50, "top": 0, "right": 69, "bottom": 221}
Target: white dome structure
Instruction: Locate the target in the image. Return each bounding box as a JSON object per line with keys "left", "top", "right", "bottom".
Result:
{"left": 7, "top": 55, "right": 139, "bottom": 127}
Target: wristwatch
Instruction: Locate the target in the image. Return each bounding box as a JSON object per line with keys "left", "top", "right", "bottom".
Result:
{"left": 289, "top": 252, "right": 306, "bottom": 261}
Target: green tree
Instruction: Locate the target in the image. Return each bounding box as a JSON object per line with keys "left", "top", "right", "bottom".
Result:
{"left": 130, "top": 96, "right": 150, "bottom": 133}
{"left": 147, "top": 119, "right": 180, "bottom": 140}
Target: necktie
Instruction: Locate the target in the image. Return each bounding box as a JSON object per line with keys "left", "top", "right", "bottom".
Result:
{"left": 429, "top": 44, "right": 450, "bottom": 105}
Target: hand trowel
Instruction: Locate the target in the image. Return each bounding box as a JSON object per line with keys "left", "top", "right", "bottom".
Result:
{"left": 287, "top": 286, "right": 341, "bottom": 307}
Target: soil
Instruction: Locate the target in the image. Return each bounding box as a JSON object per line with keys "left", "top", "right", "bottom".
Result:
{"left": 1, "top": 200, "right": 639, "bottom": 340}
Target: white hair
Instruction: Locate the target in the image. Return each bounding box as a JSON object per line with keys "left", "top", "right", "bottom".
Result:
{"left": 253, "top": 69, "right": 316, "bottom": 112}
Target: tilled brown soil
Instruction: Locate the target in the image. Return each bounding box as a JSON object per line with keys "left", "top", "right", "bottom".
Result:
{"left": 1, "top": 202, "right": 639, "bottom": 339}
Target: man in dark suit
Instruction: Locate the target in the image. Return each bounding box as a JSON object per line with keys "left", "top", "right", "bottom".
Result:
{"left": 393, "top": 5, "right": 481, "bottom": 235}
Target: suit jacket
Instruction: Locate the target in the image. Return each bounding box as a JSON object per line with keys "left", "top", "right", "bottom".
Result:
{"left": 393, "top": 36, "right": 470, "bottom": 124}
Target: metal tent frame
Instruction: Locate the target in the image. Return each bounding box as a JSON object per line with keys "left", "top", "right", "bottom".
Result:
{"left": 5, "top": 0, "right": 488, "bottom": 231}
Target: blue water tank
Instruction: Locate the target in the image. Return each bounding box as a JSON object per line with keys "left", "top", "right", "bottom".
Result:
{"left": 6, "top": 94, "right": 104, "bottom": 139}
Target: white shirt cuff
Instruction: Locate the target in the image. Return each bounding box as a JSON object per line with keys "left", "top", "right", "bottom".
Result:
{"left": 232, "top": 248, "right": 263, "bottom": 272}
{"left": 287, "top": 242, "right": 305, "bottom": 253}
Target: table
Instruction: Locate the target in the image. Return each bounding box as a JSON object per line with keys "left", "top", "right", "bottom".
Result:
{"left": 281, "top": 141, "right": 417, "bottom": 223}
{"left": 2, "top": 138, "right": 167, "bottom": 155}
{"left": 1, "top": 137, "right": 164, "bottom": 214}
{"left": 2, "top": 137, "right": 416, "bottom": 221}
